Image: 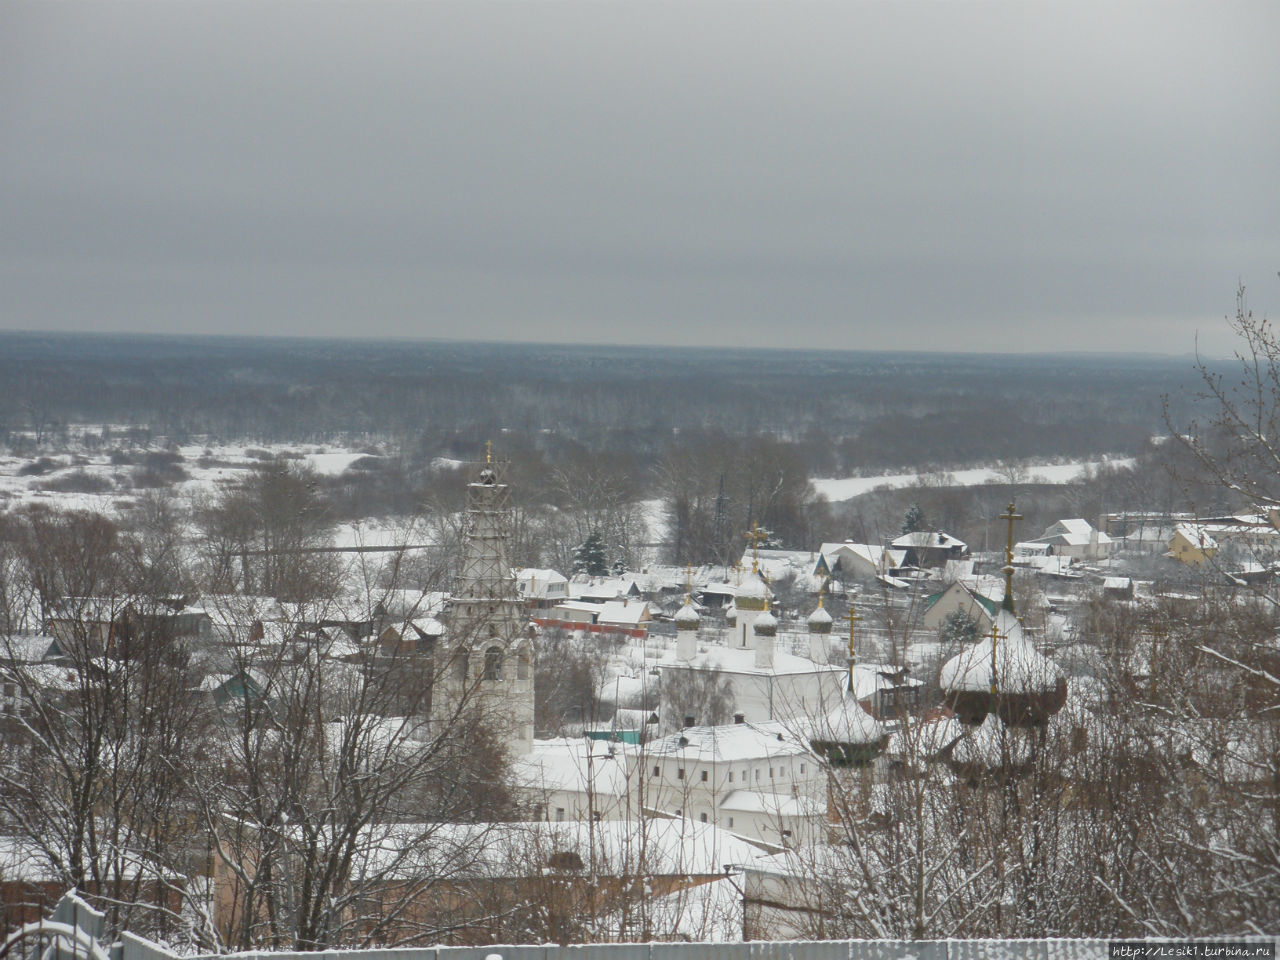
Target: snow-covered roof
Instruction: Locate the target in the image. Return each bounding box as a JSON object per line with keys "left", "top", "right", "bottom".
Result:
{"left": 197, "top": 594, "right": 287, "bottom": 625}
{"left": 1174, "top": 523, "right": 1217, "bottom": 549}
{"left": 374, "top": 589, "right": 449, "bottom": 619}
{"left": 844, "top": 662, "right": 924, "bottom": 702}
{"left": 718, "top": 790, "right": 824, "bottom": 817}
{"left": 513, "top": 737, "right": 635, "bottom": 798}
{"left": 552, "top": 600, "right": 604, "bottom": 616}
{"left": 660, "top": 643, "right": 844, "bottom": 680}
{"left": 405, "top": 615, "right": 446, "bottom": 637}
{"left": 646, "top": 720, "right": 814, "bottom": 764}
{"left": 1019, "top": 554, "right": 1079, "bottom": 577}
{"left": 0, "top": 634, "right": 55, "bottom": 663}
{"left": 737, "top": 549, "right": 818, "bottom": 582}
{"left": 1044, "top": 518, "right": 1094, "bottom": 538}
{"left": 2, "top": 661, "right": 81, "bottom": 692}
{"left": 515, "top": 568, "right": 569, "bottom": 598}
{"left": 596, "top": 599, "right": 651, "bottom": 626}
{"left": 643, "top": 875, "right": 742, "bottom": 942}
{"left": 890, "top": 531, "right": 967, "bottom": 550}
{"left": 570, "top": 577, "right": 641, "bottom": 602}
{"left": 816, "top": 541, "right": 896, "bottom": 573}
{"left": 359, "top": 818, "right": 765, "bottom": 879}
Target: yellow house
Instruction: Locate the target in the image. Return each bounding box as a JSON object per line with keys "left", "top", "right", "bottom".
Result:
{"left": 1168, "top": 524, "right": 1219, "bottom": 565}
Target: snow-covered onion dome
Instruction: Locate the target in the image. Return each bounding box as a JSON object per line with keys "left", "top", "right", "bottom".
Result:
{"left": 674, "top": 600, "right": 701, "bottom": 630}
{"left": 809, "top": 697, "right": 888, "bottom": 767}
{"left": 752, "top": 608, "right": 778, "bottom": 637}
{"left": 807, "top": 603, "right": 833, "bottom": 634}
{"left": 939, "top": 611, "right": 1067, "bottom": 727}
{"left": 947, "top": 713, "right": 1040, "bottom": 776}
{"left": 734, "top": 573, "right": 771, "bottom": 612}
{"left": 724, "top": 602, "right": 737, "bottom": 626}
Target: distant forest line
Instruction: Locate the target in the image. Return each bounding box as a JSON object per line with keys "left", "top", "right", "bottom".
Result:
{"left": 0, "top": 332, "right": 1198, "bottom": 476}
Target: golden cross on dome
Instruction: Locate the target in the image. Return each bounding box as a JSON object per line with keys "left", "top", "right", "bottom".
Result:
{"left": 485, "top": 440, "right": 493, "bottom": 464}
{"left": 744, "top": 522, "right": 766, "bottom": 573}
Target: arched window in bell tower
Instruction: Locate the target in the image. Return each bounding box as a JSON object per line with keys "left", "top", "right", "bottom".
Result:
{"left": 484, "top": 646, "right": 504, "bottom": 681}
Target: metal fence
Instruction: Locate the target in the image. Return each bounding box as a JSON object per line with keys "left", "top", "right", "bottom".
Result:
{"left": 13, "top": 892, "right": 1276, "bottom": 960}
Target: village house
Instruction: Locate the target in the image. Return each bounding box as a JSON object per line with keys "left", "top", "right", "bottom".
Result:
{"left": 1168, "top": 523, "right": 1219, "bottom": 565}
{"left": 919, "top": 580, "right": 1001, "bottom": 634}
{"left": 515, "top": 568, "right": 570, "bottom": 609}
{"left": 1018, "top": 518, "right": 1115, "bottom": 561}
{"left": 887, "top": 531, "right": 968, "bottom": 569}
{"left": 812, "top": 542, "right": 902, "bottom": 583}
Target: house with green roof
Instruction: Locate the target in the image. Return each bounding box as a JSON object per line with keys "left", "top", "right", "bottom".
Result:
{"left": 920, "top": 580, "right": 1002, "bottom": 633}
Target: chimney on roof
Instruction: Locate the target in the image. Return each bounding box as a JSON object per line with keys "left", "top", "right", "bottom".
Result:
{"left": 683, "top": 715, "right": 696, "bottom": 728}
{"left": 733, "top": 713, "right": 745, "bottom": 724}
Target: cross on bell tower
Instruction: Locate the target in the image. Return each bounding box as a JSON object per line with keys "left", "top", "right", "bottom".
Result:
{"left": 999, "top": 501, "right": 1021, "bottom": 615}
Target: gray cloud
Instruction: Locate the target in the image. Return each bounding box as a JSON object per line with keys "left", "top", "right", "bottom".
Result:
{"left": 2, "top": 1, "right": 1278, "bottom": 353}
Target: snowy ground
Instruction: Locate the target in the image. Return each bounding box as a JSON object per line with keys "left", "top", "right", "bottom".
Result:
{"left": 811, "top": 457, "right": 1136, "bottom": 503}
{"left": 636, "top": 457, "right": 1136, "bottom": 546}
{"left": 0, "top": 441, "right": 383, "bottom": 544}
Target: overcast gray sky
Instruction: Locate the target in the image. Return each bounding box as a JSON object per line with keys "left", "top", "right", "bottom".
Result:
{"left": 2, "top": 1, "right": 1277, "bottom": 353}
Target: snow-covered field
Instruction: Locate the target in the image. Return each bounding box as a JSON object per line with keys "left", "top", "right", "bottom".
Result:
{"left": 811, "top": 457, "right": 1136, "bottom": 503}
{"left": 0, "top": 441, "right": 379, "bottom": 536}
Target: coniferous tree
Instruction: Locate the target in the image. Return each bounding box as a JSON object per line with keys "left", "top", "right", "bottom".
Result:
{"left": 901, "top": 501, "right": 925, "bottom": 535}
{"left": 572, "top": 530, "right": 608, "bottom": 576}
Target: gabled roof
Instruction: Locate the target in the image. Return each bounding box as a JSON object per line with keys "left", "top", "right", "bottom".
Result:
{"left": 814, "top": 542, "right": 902, "bottom": 577}
{"left": 1174, "top": 523, "right": 1218, "bottom": 550}
{"left": 516, "top": 568, "right": 569, "bottom": 598}
{"left": 596, "top": 599, "right": 651, "bottom": 626}
{"left": 923, "top": 580, "right": 1001, "bottom": 618}
{"left": 1044, "top": 518, "right": 1094, "bottom": 538}
{"left": 890, "top": 531, "right": 968, "bottom": 551}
